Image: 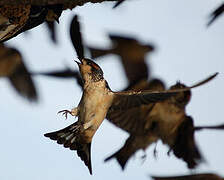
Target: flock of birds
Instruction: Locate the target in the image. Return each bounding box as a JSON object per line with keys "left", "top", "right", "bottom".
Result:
{"left": 0, "top": 1, "right": 224, "bottom": 179}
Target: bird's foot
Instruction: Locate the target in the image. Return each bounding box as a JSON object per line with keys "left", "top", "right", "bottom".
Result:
{"left": 58, "top": 110, "right": 72, "bottom": 119}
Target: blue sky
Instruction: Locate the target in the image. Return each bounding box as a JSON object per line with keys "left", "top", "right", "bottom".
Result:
{"left": 1, "top": 0, "right": 224, "bottom": 179}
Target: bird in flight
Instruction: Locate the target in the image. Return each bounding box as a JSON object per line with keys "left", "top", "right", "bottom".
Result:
{"left": 0, "top": 4, "right": 62, "bottom": 42}
{"left": 88, "top": 33, "right": 155, "bottom": 90}
{"left": 44, "top": 15, "right": 204, "bottom": 175}
{"left": 0, "top": 43, "right": 37, "bottom": 101}
{"left": 105, "top": 74, "right": 220, "bottom": 170}
{"left": 151, "top": 173, "right": 224, "bottom": 180}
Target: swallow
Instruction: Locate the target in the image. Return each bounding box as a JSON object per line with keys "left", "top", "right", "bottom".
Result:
{"left": 44, "top": 15, "right": 202, "bottom": 175}
{"left": 0, "top": 43, "right": 37, "bottom": 101}
{"left": 88, "top": 33, "right": 155, "bottom": 89}
{"left": 151, "top": 173, "right": 224, "bottom": 180}
{"left": 0, "top": 4, "right": 63, "bottom": 42}
{"left": 105, "top": 74, "right": 220, "bottom": 170}
{"left": 207, "top": 2, "right": 224, "bottom": 26}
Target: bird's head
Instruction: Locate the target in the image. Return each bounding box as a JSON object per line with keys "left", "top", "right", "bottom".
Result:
{"left": 75, "top": 58, "right": 104, "bottom": 83}
{"left": 169, "top": 82, "right": 191, "bottom": 108}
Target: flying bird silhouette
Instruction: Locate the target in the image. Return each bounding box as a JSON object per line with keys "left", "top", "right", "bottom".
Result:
{"left": 88, "top": 33, "right": 155, "bottom": 89}
{"left": 0, "top": 4, "right": 62, "bottom": 42}
{"left": 0, "top": 43, "right": 37, "bottom": 101}
{"left": 44, "top": 15, "right": 200, "bottom": 175}
{"left": 151, "top": 173, "right": 224, "bottom": 180}
{"left": 105, "top": 74, "right": 219, "bottom": 170}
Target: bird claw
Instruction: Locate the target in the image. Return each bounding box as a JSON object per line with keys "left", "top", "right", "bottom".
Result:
{"left": 58, "top": 110, "right": 72, "bottom": 119}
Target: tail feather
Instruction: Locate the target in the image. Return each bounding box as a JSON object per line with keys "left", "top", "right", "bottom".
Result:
{"left": 44, "top": 123, "right": 93, "bottom": 175}
{"left": 77, "top": 143, "right": 92, "bottom": 175}
{"left": 88, "top": 47, "right": 110, "bottom": 59}
{"left": 104, "top": 136, "right": 139, "bottom": 170}
{"left": 171, "top": 116, "right": 202, "bottom": 169}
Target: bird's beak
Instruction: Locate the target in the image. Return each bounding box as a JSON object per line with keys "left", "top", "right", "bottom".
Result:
{"left": 75, "top": 60, "right": 81, "bottom": 66}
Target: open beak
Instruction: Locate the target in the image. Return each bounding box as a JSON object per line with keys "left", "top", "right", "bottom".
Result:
{"left": 75, "top": 60, "right": 81, "bottom": 66}
{"left": 75, "top": 58, "right": 85, "bottom": 66}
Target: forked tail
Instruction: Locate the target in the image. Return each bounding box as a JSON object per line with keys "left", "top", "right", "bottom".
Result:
{"left": 171, "top": 116, "right": 203, "bottom": 169}
{"left": 44, "top": 122, "right": 92, "bottom": 174}
{"left": 104, "top": 136, "right": 140, "bottom": 170}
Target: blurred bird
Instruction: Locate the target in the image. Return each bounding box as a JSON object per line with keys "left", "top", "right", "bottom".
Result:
{"left": 0, "top": 43, "right": 37, "bottom": 101}
{"left": 88, "top": 34, "right": 155, "bottom": 89}
{"left": 151, "top": 173, "right": 224, "bottom": 180}
{"left": 105, "top": 74, "right": 220, "bottom": 170}
{"left": 207, "top": 2, "right": 224, "bottom": 26}
{"left": 32, "top": 67, "right": 83, "bottom": 88}
{"left": 0, "top": 4, "right": 63, "bottom": 42}
{"left": 44, "top": 15, "right": 202, "bottom": 175}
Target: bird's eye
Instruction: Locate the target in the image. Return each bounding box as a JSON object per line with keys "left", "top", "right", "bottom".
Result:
{"left": 87, "top": 61, "right": 92, "bottom": 65}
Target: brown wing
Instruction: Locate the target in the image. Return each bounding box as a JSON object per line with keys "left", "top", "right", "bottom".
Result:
{"left": 70, "top": 15, "right": 84, "bottom": 60}
{"left": 8, "top": 55, "right": 37, "bottom": 101}
{"left": 122, "top": 57, "right": 148, "bottom": 86}
{"left": 107, "top": 79, "right": 165, "bottom": 133}
{"left": 110, "top": 87, "right": 190, "bottom": 111}
{"left": 1, "top": 46, "right": 37, "bottom": 101}
{"left": 109, "top": 34, "right": 138, "bottom": 44}
{"left": 152, "top": 173, "right": 222, "bottom": 180}
{"left": 112, "top": 72, "right": 218, "bottom": 110}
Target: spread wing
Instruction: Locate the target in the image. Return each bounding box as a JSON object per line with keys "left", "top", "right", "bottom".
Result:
{"left": 0, "top": 45, "right": 37, "bottom": 101}
{"left": 107, "top": 73, "right": 218, "bottom": 134}
{"left": 110, "top": 88, "right": 189, "bottom": 111}
{"left": 107, "top": 79, "right": 165, "bottom": 134}
{"left": 109, "top": 34, "right": 138, "bottom": 44}
{"left": 8, "top": 49, "right": 37, "bottom": 101}
{"left": 70, "top": 15, "right": 84, "bottom": 60}
{"left": 122, "top": 57, "right": 148, "bottom": 86}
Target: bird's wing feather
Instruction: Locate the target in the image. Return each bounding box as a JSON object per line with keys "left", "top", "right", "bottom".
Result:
{"left": 107, "top": 79, "right": 165, "bottom": 134}
{"left": 70, "top": 15, "right": 84, "bottom": 60}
